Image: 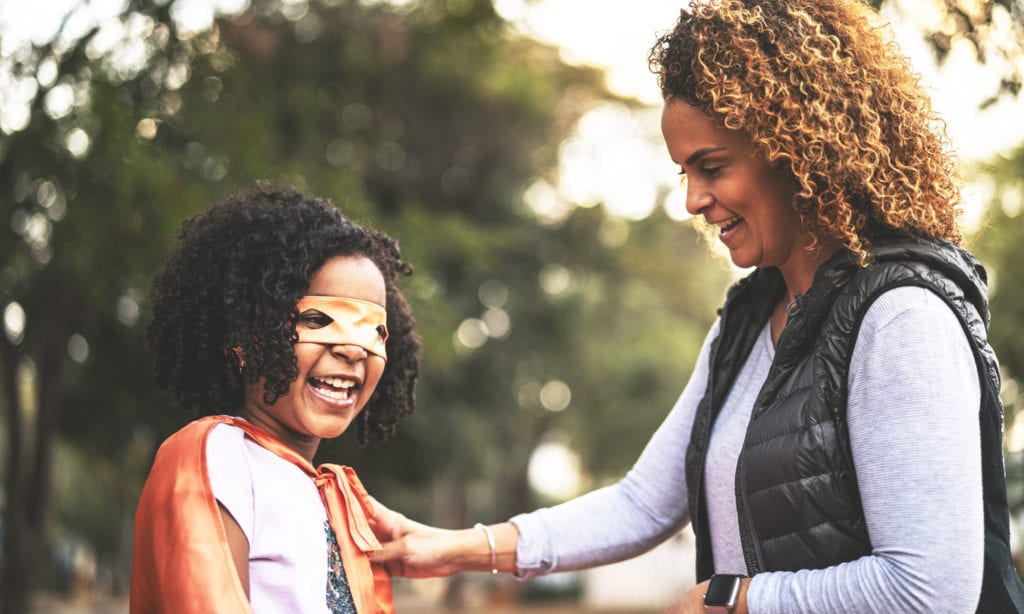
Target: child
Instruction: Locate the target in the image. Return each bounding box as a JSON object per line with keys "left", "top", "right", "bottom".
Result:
{"left": 131, "top": 185, "right": 419, "bottom": 613}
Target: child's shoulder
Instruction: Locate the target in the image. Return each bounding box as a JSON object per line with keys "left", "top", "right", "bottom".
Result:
{"left": 148, "top": 415, "right": 249, "bottom": 477}
{"left": 156, "top": 415, "right": 236, "bottom": 454}
{"left": 204, "top": 420, "right": 255, "bottom": 475}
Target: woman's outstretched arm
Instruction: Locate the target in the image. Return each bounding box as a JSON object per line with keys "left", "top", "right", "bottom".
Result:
{"left": 371, "top": 321, "right": 720, "bottom": 578}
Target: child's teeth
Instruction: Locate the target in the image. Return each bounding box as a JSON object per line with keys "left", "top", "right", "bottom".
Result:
{"left": 318, "top": 376, "right": 355, "bottom": 389}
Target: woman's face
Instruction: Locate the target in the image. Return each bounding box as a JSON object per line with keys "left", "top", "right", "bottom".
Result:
{"left": 661, "top": 99, "right": 807, "bottom": 272}
{"left": 242, "top": 255, "right": 387, "bottom": 459}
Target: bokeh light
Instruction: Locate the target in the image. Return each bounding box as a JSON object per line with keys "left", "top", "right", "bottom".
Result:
{"left": 3, "top": 302, "right": 26, "bottom": 345}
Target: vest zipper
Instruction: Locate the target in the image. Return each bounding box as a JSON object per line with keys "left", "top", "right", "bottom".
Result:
{"left": 737, "top": 292, "right": 798, "bottom": 574}
{"left": 736, "top": 450, "right": 765, "bottom": 574}
{"left": 690, "top": 346, "right": 716, "bottom": 577}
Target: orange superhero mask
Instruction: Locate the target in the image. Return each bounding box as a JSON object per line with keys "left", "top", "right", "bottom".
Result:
{"left": 296, "top": 295, "right": 388, "bottom": 360}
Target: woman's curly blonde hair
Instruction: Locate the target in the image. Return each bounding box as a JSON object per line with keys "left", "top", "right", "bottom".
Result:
{"left": 649, "top": 0, "right": 962, "bottom": 264}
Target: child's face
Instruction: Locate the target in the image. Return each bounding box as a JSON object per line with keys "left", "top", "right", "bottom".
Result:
{"left": 242, "top": 255, "right": 387, "bottom": 459}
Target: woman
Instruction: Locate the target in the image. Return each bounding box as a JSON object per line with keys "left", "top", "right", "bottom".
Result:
{"left": 369, "top": 1, "right": 1024, "bottom": 612}
{"left": 132, "top": 185, "right": 420, "bottom": 613}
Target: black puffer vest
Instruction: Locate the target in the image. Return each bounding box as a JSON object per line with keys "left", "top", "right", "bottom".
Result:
{"left": 684, "top": 233, "right": 1024, "bottom": 612}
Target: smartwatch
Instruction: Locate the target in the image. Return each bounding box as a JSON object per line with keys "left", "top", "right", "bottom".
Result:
{"left": 704, "top": 573, "right": 745, "bottom": 613}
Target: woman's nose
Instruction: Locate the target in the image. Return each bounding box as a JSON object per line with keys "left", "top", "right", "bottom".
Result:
{"left": 685, "top": 184, "right": 712, "bottom": 216}
{"left": 331, "top": 343, "right": 368, "bottom": 362}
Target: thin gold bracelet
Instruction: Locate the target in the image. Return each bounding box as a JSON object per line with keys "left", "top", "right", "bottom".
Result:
{"left": 473, "top": 522, "right": 498, "bottom": 574}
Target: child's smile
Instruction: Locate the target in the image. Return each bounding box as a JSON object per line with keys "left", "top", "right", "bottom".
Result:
{"left": 308, "top": 375, "right": 359, "bottom": 402}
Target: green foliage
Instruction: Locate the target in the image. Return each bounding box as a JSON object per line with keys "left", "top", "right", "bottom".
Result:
{"left": 556, "top": 209, "right": 729, "bottom": 477}
{"left": 971, "top": 149, "right": 1024, "bottom": 388}
{"left": 0, "top": 0, "right": 731, "bottom": 598}
{"left": 865, "top": 0, "right": 1024, "bottom": 100}
{"left": 970, "top": 146, "right": 1024, "bottom": 512}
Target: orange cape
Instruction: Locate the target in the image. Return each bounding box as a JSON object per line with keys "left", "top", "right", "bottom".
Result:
{"left": 130, "top": 415, "right": 394, "bottom": 613}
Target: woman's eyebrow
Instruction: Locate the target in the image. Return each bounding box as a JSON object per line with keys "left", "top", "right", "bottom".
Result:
{"left": 685, "top": 146, "right": 727, "bottom": 166}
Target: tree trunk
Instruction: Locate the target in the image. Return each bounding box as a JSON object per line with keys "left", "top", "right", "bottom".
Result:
{"left": 1, "top": 337, "right": 30, "bottom": 614}
{"left": 1, "top": 275, "right": 74, "bottom": 613}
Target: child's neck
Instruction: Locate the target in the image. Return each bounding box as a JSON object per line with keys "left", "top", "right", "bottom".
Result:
{"left": 237, "top": 409, "right": 321, "bottom": 465}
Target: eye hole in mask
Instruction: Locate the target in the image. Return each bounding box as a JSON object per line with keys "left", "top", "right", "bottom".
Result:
{"left": 294, "top": 296, "right": 388, "bottom": 360}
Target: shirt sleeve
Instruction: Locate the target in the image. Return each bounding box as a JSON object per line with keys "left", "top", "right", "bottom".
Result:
{"left": 510, "top": 320, "right": 720, "bottom": 578}
{"left": 205, "top": 423, "right": 257, "bottom": 545}
{"left": 747, "top": 286, "right": 984, "bottom": 613}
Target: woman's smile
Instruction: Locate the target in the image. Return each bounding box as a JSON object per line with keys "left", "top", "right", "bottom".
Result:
{"left": 713, "top": 215, "right": 744, "bottom": 241}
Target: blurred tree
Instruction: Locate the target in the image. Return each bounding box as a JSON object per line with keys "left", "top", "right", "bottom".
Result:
{"left": 0, "top": 0, "right": 633, "bottom": 607}
{"left": 970, "top": 145, "right": 1024, "bottom": 514}
{"left": 866, "top": 0, "right": 1024, "bottom": 102}
{"left": 0, "top": 2, "right": 204, "bottom": 607}
{"left": 554, "top": 209, "right": 730, "bottom": 478}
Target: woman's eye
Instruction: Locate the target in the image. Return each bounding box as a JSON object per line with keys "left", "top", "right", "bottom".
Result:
{"left": 701, "top": 165, "right": 723, "bottom": 177}
{"left": 376, "top": 324, "right": 388, "bottom": 339}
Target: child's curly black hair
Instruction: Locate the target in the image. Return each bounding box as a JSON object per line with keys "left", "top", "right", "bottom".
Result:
{"left": 146, "top": 184, "right": 419, "bottom": 445}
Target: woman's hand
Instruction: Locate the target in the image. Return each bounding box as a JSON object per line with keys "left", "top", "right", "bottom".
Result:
{"left": 367, "top": 496, "right": 460, "bottom": 577}
{"left": 665, "top": 580, "right": 708, "bottom": 614}
{"left": 368, "top": 497, "right": 519, "bottom": 578}
{"left": 664, "top": 578, "right": 750, "bottom": 614}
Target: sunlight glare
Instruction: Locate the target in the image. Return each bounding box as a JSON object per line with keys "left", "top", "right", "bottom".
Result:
{"left": 538, "top": 264, "right": 572, "bottom": 296}
{"left": 66, "top": 128, "right": 91, "bottom": 158}
{"left": 557, "top": 104, "right": 675, "bottom": 221}
{"left": 539, "top": 380, "right": 571, "bottom": 412}
{"left": 170, "top": 0, "right": 216, "bottom": 36}
{"left": 528, "top": 439, "right": 583, "bottom": 499}
{"left": 67, "top": 333, "right": 90, "bottom": 363}
{"left": 482, "top": 308, "right": 510, "bottom": 338}
{"left": 1001, "top": 184, "right": 1022, "bottom": 218}
{"left": 962, "top": 178, "right": 995, "bottom": 233}
{"left": 44, "top": 83, "right": 75, "bottom": 119}
{"left": 455, "top": 318, "right": 488, "bottom": 350}
{"left": 500, "top": 0, "right": 678, "bottom": 104}
{"left": 478, "top": 279, "right": 509, "bottom": 309}
{"left": 662, "top": 184, "right": 690, "bottom": 221}
{"left": 524, "top": 179, "right": 572, "bottom": 226}
{"left": 0, "top": 0, "right": 81, "bottom": 47}
{"left": 3, "top": 302, "right": 26, "bottom": 345}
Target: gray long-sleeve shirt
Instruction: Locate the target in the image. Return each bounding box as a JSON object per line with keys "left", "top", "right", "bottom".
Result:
{"left": 510, "top": 286, "right": 985, "bottom": 613}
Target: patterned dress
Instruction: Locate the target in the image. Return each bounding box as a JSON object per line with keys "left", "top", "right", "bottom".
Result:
{"left": 325, "top": 521, "right": 357, "bottom": 613}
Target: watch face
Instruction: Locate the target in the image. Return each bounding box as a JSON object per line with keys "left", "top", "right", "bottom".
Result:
{"left": 705, "top": 574, "right": 741, "bottom": 606}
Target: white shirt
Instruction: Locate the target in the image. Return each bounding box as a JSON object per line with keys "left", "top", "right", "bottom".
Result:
{"left": 206, "top": 423, "right": 358, "bottom": 613}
